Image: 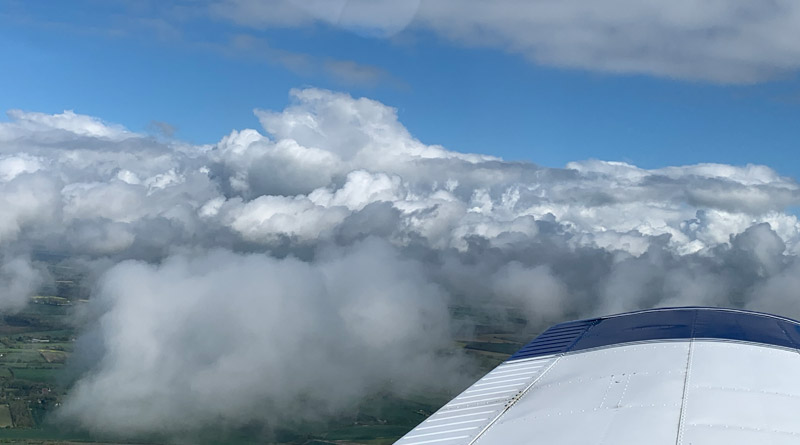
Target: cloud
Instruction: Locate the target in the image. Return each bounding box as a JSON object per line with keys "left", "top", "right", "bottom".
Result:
{"left": 322, "top": 59, "right": 396, "bottom": 87}
{"left": 0, "top": 255, "right": 45, "bottom": 310}
{"left": 147, "top": 121, "right": 177, "bottom": 138}
{"left": 6, "top": 1, "right": 401, "bottom": 90}
{"left": 212, "top": 0, "right": 422, "bottom": 38}
{"left": 3, "top": 110, "right": 132, "bottom": 140}
{"left": 212, "top": 33, "right": 399, "bottom": 88}
{"left": 212, "top": 0, "right": 800, "bottom": 83}
{"left": 11, "top": 1, "right": 800, "bottom": 84}
{"left": 58, "top": 240, "right": 456, "bottom": 434}
{"left": 2, "top": 88, "right": 800, "bottom": 436}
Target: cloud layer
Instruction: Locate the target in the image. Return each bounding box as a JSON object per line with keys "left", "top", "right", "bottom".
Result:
{"left": 214, "top": 0, "right": 800, "bottom": 83}
{"left": 2, "top": 89, "right": 800, "bottom": 434}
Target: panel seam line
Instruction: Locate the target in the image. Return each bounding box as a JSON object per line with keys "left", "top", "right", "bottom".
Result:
{"left": 466, "top": 356, "right": 560, "bottom": 445}
{"left": 675, "top": 314, "right": 697, "bottom": 445}
{"left": 469, "top": 321, "right": 596, "bottom": 444}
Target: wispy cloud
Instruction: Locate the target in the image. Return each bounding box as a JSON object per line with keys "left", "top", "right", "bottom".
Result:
{"left": 322, "top": 59, "right": 401, "bottom": 87}
{"left": 219, "top": 33, "right": 402, "bottom": 87}
{"left": 147, "top": 120, "right": 177, "bottom": 138}
{"left": 212, "top": 0, "right": 800, "bottom": 84}
{"left": 2, "top": 0, "right": 402, "bottom": 89}
{"left": 11, "top": 0, "right": 800, "bottom": 84}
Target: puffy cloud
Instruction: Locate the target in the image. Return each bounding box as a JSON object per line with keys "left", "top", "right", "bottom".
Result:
{"left": 0, "top": 173, "right": 60, "bottom": 243}
{"left": 212, "top": 128, "right": 340, "bottom": 197}
{"left": 253, "top": 88, "right": 494, "bottom": 166}
{"left": 491, "top": 263, "right": 567, "bottom": 325}
{"left": 0, "top": 154, "right": 43, "bottom": 181}
{"left": 58, "top": 240, "right": 456, "bottom": 434}
{"left": 1, "top": 88, "right": 800, "bottom": 435}
{"left": 2, "top": 110, "right": 132, "bottom": 141}
{"left": 225, "top": 194, "right": 349, "bottom": 242}
{"left": 0, "top": 255, "right": 45, "bottom": 311}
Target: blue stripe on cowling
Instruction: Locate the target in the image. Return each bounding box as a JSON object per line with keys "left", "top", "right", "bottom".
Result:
{"left": 507, "top": 307, "right": 800, "bottom": 361}
{"left": 508, "top": 319, "right": 598, "bottom": 360}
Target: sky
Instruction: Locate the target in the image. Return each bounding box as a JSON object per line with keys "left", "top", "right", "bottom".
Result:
{"left": 4, "top": 0, "right": 800, "bottom": 440}
{"left": 2, "top": 0, "right": 800, "bottom": 177}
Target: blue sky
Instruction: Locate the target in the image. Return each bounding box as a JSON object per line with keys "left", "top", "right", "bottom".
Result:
{"left": 2, "top": 1, "right": 800, "bottom": 178}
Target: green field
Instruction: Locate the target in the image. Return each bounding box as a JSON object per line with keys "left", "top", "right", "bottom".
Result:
{"left": 10, "top": 367, "right": 61, "bottom": 383}
{"left": 0, "top": 405, "right": 11, "bottom": 428}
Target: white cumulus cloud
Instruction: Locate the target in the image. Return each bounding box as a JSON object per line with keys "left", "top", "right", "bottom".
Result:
{"left": 0, "top": 88, "right": 798, "bottom": 435}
